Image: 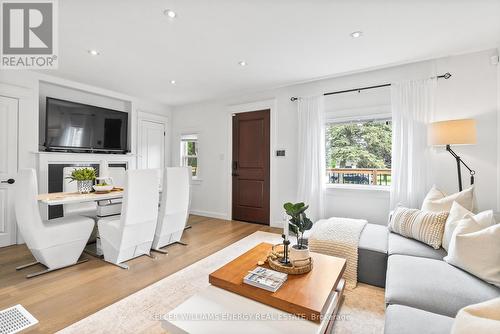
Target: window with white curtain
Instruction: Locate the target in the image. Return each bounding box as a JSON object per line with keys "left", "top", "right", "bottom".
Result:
{"left": 180, "top": 134, "right": 199, "bottom": 178}
{"left": 326, "top": 118, "right": 392, "bottom": 186}
{"left": 324, "top": 87, "right": 392, "bottom": 187}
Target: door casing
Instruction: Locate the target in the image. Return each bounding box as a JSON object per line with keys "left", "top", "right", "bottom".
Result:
{"left": 226, "top": 99, "right": 278, "bottom": 227}
{"left": 0, "top": 96, "right": 19, "bottom": 247}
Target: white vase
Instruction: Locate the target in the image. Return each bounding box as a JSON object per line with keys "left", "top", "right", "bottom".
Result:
{"left": 77, "top": 180, "right": 93, "bottom": 194}
{"left": 289, "top": 244, "right": 310, "bottom": 263}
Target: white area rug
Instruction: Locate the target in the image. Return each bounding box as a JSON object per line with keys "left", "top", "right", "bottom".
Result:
{"left": 59, "top": 231, "right": 385, "bottom": 334}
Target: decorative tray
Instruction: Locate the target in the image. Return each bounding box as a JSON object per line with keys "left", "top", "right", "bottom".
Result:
{"left": 267, "top": 244, "right": 313, "bottom": 275}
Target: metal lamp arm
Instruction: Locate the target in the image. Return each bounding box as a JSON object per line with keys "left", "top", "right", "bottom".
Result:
{"left": 446, "top": 145, "right": 476, "bottom": 175}
{"left": 446, "top": 145, "right": 475, "bottom": 191}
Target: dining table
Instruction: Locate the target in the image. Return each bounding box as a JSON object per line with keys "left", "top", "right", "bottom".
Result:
{"left": 37, "top": 189, "right": 124, "bottom": 206}
{"left": 36, "top": 188, "right": 191, "bottom": 258}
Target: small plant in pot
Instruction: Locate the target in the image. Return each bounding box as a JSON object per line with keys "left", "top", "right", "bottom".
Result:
{"left": 283, "top": 202, "right": 313, "bottom": 262}
{"left": 66, "top": 167, "right": 96, "bottom": 194}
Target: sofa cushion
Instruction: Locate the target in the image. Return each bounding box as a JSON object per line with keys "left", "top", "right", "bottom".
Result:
{"left": 384, "top": 304, "right": 454, "bottom": 334}
{"left": 389, "top": 206, "right": 449, "bottom": 249}
{"left": 388, "top": 232, "right": 446, "bottom": 260}
{"left": 359, "top": 223, "right": 388, "bottom": 253}
{"left": 386, "top": 254, "right": 500, "bottom": 317}
{"left": 358, "top": 223, "right": 388, "bottom": 288}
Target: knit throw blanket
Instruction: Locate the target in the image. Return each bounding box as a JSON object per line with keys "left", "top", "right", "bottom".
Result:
{"left": 309, "top": 217, "right": 367, "bottom": 289}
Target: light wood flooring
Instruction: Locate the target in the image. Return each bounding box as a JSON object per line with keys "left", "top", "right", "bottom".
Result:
{"left": 0, "top": 215, "right": 280, "bottom": 333}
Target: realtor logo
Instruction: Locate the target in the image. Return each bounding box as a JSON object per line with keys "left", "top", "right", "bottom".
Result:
{"left": 1, "top": 0, "right": 58, "bottom": 69}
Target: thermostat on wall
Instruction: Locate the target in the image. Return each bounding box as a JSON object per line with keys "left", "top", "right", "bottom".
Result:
{"left": 276, "top": 150, "right": 286, "bottom": 157}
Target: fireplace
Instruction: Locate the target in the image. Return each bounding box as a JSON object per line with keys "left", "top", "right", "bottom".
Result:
{"left": 37, "top": 152, "right": 136, "bottom": 220}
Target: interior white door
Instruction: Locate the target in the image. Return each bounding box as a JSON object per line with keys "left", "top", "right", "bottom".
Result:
{"left": 0, "top": 96, "right": 19, "bottom": 247}
{"left": 139, "top": 120, "right": 165, "bottom": 169}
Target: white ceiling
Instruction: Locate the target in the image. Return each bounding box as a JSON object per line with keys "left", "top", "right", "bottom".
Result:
{"left": 51, "top": 0, "right": 500, "bottom": 106}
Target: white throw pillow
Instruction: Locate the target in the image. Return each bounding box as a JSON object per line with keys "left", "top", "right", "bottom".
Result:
{"left": 451, "top": 298, "right": 500, "bottom": 334}
{"left": 444, "top": 212, "right": 499, "bottom": 287}
{"left": 421, "top": 185, "right": 475, "bottom": 213}
{"left": 442, "top": 201, "right": 474, "bottom": 252}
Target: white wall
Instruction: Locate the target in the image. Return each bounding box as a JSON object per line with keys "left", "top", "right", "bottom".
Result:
{"left": 171, "top": 49, "right": 499, "bottom": 227}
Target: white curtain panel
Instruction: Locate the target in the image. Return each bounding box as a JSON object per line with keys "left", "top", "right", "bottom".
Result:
{"left": 297, "top": 95, "right": 326, "bottom": 222}
{"left": 390, "top": 78, "right": 437, "bottom": 209}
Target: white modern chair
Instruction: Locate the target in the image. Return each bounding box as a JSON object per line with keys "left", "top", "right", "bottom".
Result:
{"left": 152, "top": 167, "right": 191, "bottom": 253}
{"left": 97, "top": 169, "right": 160, "bottom": 269}
{"left": 15, "top": 169, "right": 94, "bottom": 278}
{"left": 63, "top": 166, "right": 97, "bottom": 217}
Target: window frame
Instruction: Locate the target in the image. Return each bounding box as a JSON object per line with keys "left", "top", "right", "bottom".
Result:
{"left": 180, "top": 133, "right": 200, "bottom": 180}
{"left": 325, "top": 113, "right": 392, "bottom": 191}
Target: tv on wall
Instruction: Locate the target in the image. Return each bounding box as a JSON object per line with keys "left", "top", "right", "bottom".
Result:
{"left": 44, "top": 97, "right": 129, "bottom": 153}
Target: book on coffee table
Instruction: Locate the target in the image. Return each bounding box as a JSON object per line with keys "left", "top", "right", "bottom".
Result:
{"left": 243, "top": 267, "right": 287, "bottom": 292}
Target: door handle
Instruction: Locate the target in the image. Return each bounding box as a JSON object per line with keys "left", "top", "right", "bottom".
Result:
{"left": 1, "top": 178, "right": 15, "bottom": 184}
{"left": 232, "top": 173, "right": 239, "bottom": 177}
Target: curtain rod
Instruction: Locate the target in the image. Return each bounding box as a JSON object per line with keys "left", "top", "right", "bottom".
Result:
{"left": 290, "top": 72, "right": 452, "bottom": 102}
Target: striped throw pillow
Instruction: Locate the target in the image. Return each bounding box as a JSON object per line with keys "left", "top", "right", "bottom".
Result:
{"left": 389, "top": 207, "right": 449, "bottom": 249}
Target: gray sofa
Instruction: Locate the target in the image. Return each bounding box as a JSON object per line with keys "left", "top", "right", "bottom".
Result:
{"left": 356, "top": 223, "right": 500, "bottom": 334}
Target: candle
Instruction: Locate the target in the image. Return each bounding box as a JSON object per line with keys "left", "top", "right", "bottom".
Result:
{"left": 99, "top": 160, "right": 109, "bottom": 178}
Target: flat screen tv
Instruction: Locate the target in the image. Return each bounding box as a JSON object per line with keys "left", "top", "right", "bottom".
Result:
{"left": 45, "top": 97, "right": 129, "bottom": 153}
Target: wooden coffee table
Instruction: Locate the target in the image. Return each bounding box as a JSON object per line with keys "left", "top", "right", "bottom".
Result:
{"left": 210, "top": 242, "right": 346, "bottom": 323}
{"left": 163, "top": 242, "right": 347, "bottom": 333}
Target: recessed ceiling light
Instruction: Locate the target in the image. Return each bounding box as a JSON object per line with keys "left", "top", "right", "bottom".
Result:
{"left": 164, "top": 9, "right": 177, "bottom": 18}
{"left": 238, "top": 60, "right": 247, "bottom": 67}
{"left": 88, "top": 49, "right": 100, "bottom": 56}
{"left": 350, "top": 31, "right": 363, "bottom": 38}
{"left": 170, "top": 80, "right": 176, "bottom": 85}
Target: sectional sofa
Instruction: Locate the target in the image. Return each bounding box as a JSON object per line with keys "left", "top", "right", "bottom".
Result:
{"left": 356, "top": 223, "right": 500, "bottom": 334}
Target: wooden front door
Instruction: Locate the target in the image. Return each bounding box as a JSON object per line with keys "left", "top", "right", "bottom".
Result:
{"left": 232, "top": 110, "right": 270, "bottom": 225}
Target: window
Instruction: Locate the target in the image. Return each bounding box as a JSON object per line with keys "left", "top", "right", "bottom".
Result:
{"left": 180, "top": 134, "right": 199, "bottom": 178}
{"left": 325, "top": 118, "right": 392, "bottom": 186}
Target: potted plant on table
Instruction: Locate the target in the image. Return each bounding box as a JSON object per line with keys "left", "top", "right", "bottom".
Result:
{"left": 66, "top": 167, "right": 96, "bottom": 194}
{"left": 283, "top": 202, "right": 313, "bottom": 262}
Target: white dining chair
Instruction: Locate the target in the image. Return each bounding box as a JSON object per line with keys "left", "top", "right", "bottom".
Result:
{"left": 63, "top": 166, "right": 97, "bottom": 217}
{"left": 15, "top": 169, "right": 94, "bottom": 278}
{"left": 97, "top": 169, "right": 160, "bottom": 269}
{"left": 152, "top": 167, "right": 191, "bottom": 253}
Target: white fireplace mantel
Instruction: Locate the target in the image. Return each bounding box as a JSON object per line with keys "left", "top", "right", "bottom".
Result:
{"left": 35, "top": 151, "right": 137, "bottom": 195}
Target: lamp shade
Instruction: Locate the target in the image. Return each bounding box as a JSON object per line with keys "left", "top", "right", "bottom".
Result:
{"left": 428, "top": 119, "right": 477, "bottom": 146}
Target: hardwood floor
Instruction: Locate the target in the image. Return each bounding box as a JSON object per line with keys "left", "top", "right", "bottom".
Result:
{"left": 0, "top": 215, "right": 280, "bottom": 333}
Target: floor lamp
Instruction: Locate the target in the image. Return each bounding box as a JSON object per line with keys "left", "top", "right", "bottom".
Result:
{"left": 429, "top": 119, "right": 477, "bottom": 192}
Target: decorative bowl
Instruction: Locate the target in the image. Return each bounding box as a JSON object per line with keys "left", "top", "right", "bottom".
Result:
{"left": 93, "top": 185, "right": 113, "bottom": 192}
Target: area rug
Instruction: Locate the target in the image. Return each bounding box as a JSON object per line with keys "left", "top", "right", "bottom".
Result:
{"left": 58, "top": 231, "right": 385, "bottom": 334}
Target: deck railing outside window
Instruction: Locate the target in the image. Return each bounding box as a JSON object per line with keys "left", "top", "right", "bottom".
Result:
{"left": 326, "top": 168, "right": 392, "bottom": 186}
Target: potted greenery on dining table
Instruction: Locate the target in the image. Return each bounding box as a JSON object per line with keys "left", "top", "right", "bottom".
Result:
{"left": 66, "top": 167, "right": 96, "bottom": 194}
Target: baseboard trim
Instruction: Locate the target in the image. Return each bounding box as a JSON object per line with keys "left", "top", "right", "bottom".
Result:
{"left": 189, "top": 210, "right": 229, "bottom": 220}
